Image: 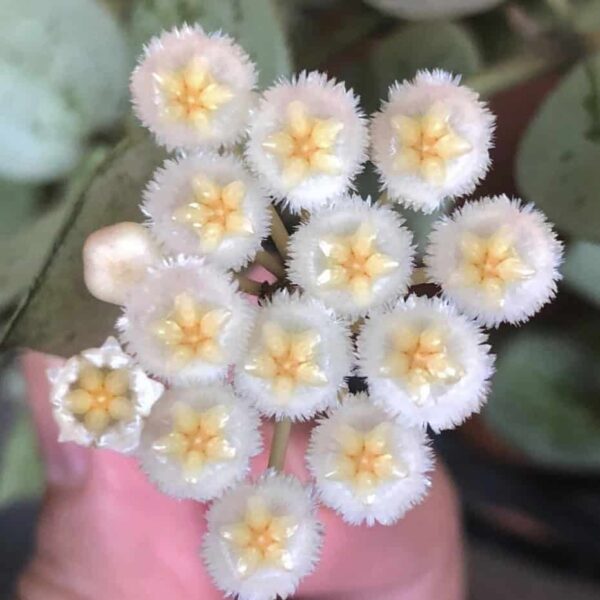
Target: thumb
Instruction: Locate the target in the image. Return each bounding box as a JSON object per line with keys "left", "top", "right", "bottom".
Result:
{"left": 20, "top": 351, "right": 90, "bottom": 488}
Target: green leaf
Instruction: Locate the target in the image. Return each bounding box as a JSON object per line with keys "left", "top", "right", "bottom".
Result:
{"left": 0, "top": 151, "right": 108, "bottom": 314}
{"left": 0, "top": 64, "right": 85, "bottom": 182}
{"left": 0, "top": 179, "right": 41, "bottom": 236}
{"left": 516, "top": 54, "right": 600, "bottom": 243}
{"left": 397, "top": 207, "right": 443, "bottom": 259}
{"left": 364, "top": 0, "right": 503, "bottom": 21}
{"left": 0, "top": 0, "right": 130, "bottom": 130}
{"left": 0, "top": 408, "right": 44, "bottom": 506}
{"left": 129, "top": 0, "right": 292, "bottom": 88}
{"left": 370, "top": 21, "right": 483, "bottom": 99}
{"left": 1, "top": 136, "right": 166, "bottom": 357}
{"left": 562, "top": 240, "right": 600, "bottom": 307}
{"left": 483, "top": 331, "right": 600, "bottom": 471}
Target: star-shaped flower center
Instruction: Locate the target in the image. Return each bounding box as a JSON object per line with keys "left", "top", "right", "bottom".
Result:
{"left": 221, "top": 495, "right": 298, "bottom": 577}
{"left": 157, "top": 57, "right": 233, "bottom": 129}
{"left": 392, "top": 102, "right": 472, "bottom": 184}
{"left": 153, "top": 293, "right": 231, "bottom": 364}
{"left": 244, "top": 322, "right": 327, "bottom": 399}
{"left": 380, "top": 326, "right": 463, "bottom": 403}
{"left": 328, "top": 423, "right": 407, "bottom": 500}
{"left": 172, "top": 176, "right": 253, "bottom": 251}
{"left": 66, "top": 362, "right": 133, "bottom": 434}
{"left": 459, "top": 228, "right": 535, "bottom": 304}
{"left": 317, "top": 223, "right": 398, "bottom": 305}
{"left": 153, "top": 402, "right": 235, "bottom": 481}
{"left": 263, "top": 100, "right": 344, "bottom": 186}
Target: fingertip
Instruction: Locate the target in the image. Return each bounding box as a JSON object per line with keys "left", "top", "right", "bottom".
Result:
{"left": 20, "top": 350, "right": 90, "bottom": 488}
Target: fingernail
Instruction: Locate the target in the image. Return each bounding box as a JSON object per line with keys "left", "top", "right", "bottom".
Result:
{"left": 21, "top": 351, "right": 91, "bottom": 488}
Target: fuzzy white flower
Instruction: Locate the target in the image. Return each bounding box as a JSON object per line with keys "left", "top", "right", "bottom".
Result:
{"left": 131, "top": 24, "right": 257, "bottom": 150}
{"left": 364, "top": 0, "right": 503, "bottom": 20}
{"left": 47, "top": 337, "right": 164, "bottom": 452}
{"left": 234, "top": 291, "right": 352, "bottom": 421}
{"left": 138, "top": 384, "right": 262, "bottom": 501}
{"left": 425, "top": 195, "right": 563, "bottom": 327}
{"left": 307, "top": 393, "right": 433, "bottom": 526}
{"left": 202, "top": 471, "right": 322, "bottom": 600}
{"left": 142, "top": 153, "right": 271, "bottom": 271}
{"left": 287, "top": 195, "right": 415, "bottom": 318}
{"left": 358, "top": 296, "right": 494, "bottom": 431}
{"left": 371, "top": 70, "right": 495, "bottom": 213}
{"left": 83, "top": 222, "right": 161, "bottom": 305}
{"left": 118, "top": 257, "right": 254, "bottom": 385}
{"left": 245, "top": 71, "right": 368, "bottom": 213}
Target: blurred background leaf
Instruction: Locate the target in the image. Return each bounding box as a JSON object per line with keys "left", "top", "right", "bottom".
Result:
{"left": 0, "top": 409, "right": 43, "bottom": 507}
{"left": 562, "top": 241, "right": 600, "bottom": 307}
{"left": 363, "top": 0, "right": 505, "bottom": 20}
{"left": 370, "top": 21, "right": 483, "bottom": 99}
{"left": 129, "top": 0, "right": 292, "bottom": 88}
{"left": 0, "top": 0, "right": 130, "bottom": 183}
{"left": 1, "top": 136, "right": 165, "bottom": 357}
{"left": 483, "top": 331, "right": 600, "bottom": 471}
{"left": 0, "top": 150, "right": 108, "bottom": 320}
{"left": 517, "top": 54, "right": 600, "bottom": 243}
{"left": 0, "top": 356, "right": 43, "bottom": 507}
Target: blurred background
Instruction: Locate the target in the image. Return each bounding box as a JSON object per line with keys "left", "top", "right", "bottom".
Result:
{"left": 1, "top": 0, "right": 600, "bottom": 598}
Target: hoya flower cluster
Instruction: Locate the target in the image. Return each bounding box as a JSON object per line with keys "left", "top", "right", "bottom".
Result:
{"left": 47, "top": 24, "right": 563, "bottom": 600}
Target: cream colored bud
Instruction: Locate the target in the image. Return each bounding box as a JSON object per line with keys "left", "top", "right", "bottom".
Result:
{"left": 83, "top": 222, "right": 160, "bottom": 305}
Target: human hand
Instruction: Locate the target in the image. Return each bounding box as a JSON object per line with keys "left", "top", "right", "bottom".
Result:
{"left": 17, "top": 351, "right": 464, "bottom": 600}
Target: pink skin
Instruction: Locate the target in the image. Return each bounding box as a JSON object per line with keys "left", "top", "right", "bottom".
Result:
{"left": 18, "top": 351, "right": 464, "bottom": 600}
{"left": 18, "top": 265, "right": 464, "bottom": 599}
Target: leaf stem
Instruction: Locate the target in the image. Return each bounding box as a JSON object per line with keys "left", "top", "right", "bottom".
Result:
{"left": 466, "top": 52, "right": 562, "bottom": 97}
{"left": 235, "top": 274, "right": 263, "bottom": 296}
{"left": 267, "top": 418, "right": 292, "bottom": 471}
{"left": 269, "top": 205, "right": 290, "bottom": 260}
{"left": 255, "top": 249, "right": 286, "bottom": 279}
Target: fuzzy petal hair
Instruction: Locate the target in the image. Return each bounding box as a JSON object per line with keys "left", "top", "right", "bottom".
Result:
{"left": 202, "top": 471, "right": 323, "bottom": 600}
{"left": 358, "top": 295, "right": 495, "bottom": 431}
{"left": 142, "top": 153, "right": 271, "bottom": 271}
{"left": 245, "top": 71, "right": 368, "bottom": 213}
{"left": 138, "top": 384, "right": 262, "bottom": 501}
{"left": 234, "top": 290, "right": 352, "bottom": 421}
{"left": 425, "top": 195, "right": 563, "bottom": 327}
{"left": 371, "top": 69, "right": 495, "bottom": 213}
{"left": 307, "top": 393, "right": 433, "bottom": 525}
{"left": 131, "top": 24, "right": 257, "bottom": 151}
{"left": 287, "top": 195, "right": 415, "bottom": 318}
{"left": 118, "top": 256, "right": 255, "bottom": 385}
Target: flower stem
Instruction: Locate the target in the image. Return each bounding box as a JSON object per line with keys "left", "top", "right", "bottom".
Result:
{"left": 268, "top": 418, "right": 292, "bottom": 471}
{"left": 235, "top": 274, "right": 263, "bottom": 296}
{"left": 269, "top": 205, "right": 290, "bottom": 260}
{"left": 410, "top": 267, "right": 428, "bottom": 286}
{"left": 466, "top": 52, "right": 562, "bottom": 98}
{"left": 255, "top": 249, "right": 286, "bottom": 279}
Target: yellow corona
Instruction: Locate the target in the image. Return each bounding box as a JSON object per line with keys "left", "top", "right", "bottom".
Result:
{"left": 459, "top": 228, "right": 534, "bottom": 303}
{"left": 328, "top": 423, "right": 407, "bottom": 497}
{"left": 245, "top": 322, "right": 327, "bottom": 399}
{"left": 317, "top": 223, "right": 398, "bottom": 304}
{"left": 157, "top": 57, "right": 233, "bottom": 128}
{"left": 173, "top": 176, "right": 253, "bottom": 250}
{"left": 153, "top": 402, "right": 235, "bottom": 479}
{"left": 263, "top": 100, "right": 343, "bottom": 185}
{"left": 221, "top": 495, "right": 298, "bottom": 576}
{"left": 153, "top": 292, "right": 231, "bottom": 364}
{"left": 381, "top": 325, "right": 463, "bottom": 400}
{"left": 66, "top": 362, "right": 133, "bottom": 434}
{"left": 392, "top": 102, "right": 471, "bottom": 183}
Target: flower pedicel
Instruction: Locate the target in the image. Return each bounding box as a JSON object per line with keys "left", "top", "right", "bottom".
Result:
{"left": 47, "top": 24, "right": 563, "bottom": 600}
